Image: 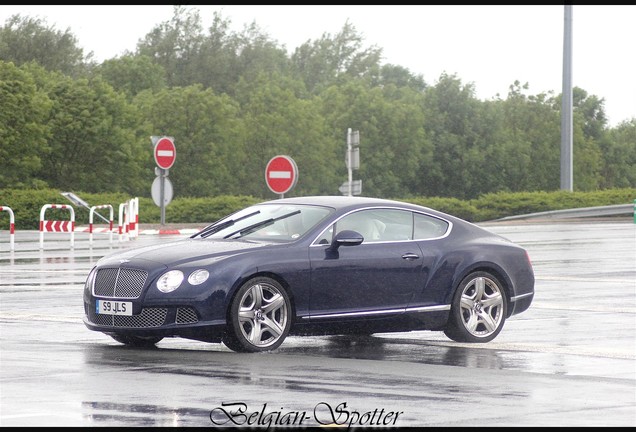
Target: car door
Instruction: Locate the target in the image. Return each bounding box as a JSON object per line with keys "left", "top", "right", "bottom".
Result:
{"left": 308, "top": 208, "right": 424, "bottom": 318}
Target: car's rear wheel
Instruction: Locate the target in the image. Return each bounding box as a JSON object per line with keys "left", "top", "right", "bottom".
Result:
{"left": 109, "top": 334, "right": 163, "bottom": 347}
{"left": 223, "top": 277, "right": 291, "bottom": 353}
{"left": 444, "top": 271, "right": 507, "bottom": 343}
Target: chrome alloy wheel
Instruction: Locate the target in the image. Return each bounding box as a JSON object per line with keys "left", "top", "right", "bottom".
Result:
{"left": 237, "top": 281, "right": 289, "bottom": 348}
{"left": 459, "top": 275, "right": 504, "bottom": 338}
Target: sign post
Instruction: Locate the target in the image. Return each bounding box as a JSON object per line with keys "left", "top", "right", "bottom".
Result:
{"left": 343, "top": 128, "right": 361, "bottom": 196}
{"left": 151, "top": 136, "right": 176, "bottom": 225}
{"left": 339, "top": 179, "right": 362, "bottom": 195}
{"left": 265, "top": 155, "right": 298, "bottom": 198}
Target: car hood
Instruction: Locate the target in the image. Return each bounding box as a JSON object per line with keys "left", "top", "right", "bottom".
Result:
{"left": 97, "top": 238, "right": 273, "bottom": 267}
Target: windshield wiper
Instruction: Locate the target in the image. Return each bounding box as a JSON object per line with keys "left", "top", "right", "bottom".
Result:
{"left": 192, "top": 210, "right": 261, "bottom": 238}
{"left": 223, "top": 210, "right": 301, "bottom": 239}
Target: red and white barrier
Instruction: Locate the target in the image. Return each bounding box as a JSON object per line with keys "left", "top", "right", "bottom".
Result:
{"left": 129, "top": 197, "right": 139, "bottom": 238}
{"left": 118, "top": 202, "right": 129, "bottom": 241}
{"left": 118, "top": 198, "right": 139, "bottom": 241}
{"left": 1, "top": 206, "right": 15, "bottom": 251}
{"left": 89, "top": 204, "right": 114, "bottom": 245}
{"left": 39, "top": 204, "right": 75, "bottom": 249}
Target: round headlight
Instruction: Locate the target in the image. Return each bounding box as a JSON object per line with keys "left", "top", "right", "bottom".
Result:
{"left": 157, "top": 270, "right": 184, "bottom": 293}
{"left": 188, "top": 269, "right": 209, "bottom": 286}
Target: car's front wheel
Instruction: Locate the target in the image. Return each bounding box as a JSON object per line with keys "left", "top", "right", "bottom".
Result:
{"left": 223, "top": 277, "right": 292, "bottom": 353}
{"left": 444, "top": 271, "right": 507, "bottom": 343}
{"left": 109, "top": 334, "right": 163, "bottom": 347}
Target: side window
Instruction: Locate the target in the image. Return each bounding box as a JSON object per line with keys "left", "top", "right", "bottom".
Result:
{"left": 314, "top": 225, "right": 333, "bottom": 245}
{"left": 414, "top": 213, "right": 449, "bottom": 240}
{"left": 375, "top": 209, "right": 412, "bottom": 241}
{"left": 335, "top": 211, "right": 384, "bottom": 243}
{"left": 335, "top": 209, "right": 412, "bottom": 243}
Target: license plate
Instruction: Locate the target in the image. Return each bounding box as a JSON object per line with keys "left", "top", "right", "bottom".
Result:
{"left": 96, "top": 299, "right": 133, "bottom": 316}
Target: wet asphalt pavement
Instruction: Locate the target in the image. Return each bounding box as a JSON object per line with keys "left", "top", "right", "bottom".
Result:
{"left": 0, "top": 221, "right": 634, "bottom": 427}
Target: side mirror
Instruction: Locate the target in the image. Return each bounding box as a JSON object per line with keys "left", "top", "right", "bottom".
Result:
{"left": 328, "top": 229, "right": 364, "bottom": 251}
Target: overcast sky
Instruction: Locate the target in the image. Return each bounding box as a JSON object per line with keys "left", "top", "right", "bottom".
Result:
{"left": 2, "top": 5, "right": 635, "bottom": 127}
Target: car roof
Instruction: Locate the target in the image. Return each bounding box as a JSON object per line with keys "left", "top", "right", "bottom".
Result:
{"left": 262, "top": 195, "right": 431, "bottom": 213}
{"left": 261, "top": 196, "right": 477, "bottom": 231}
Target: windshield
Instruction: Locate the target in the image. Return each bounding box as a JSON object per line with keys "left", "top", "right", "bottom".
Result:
{"left": 195, "top": 204, "right": 333, "bottom": 242}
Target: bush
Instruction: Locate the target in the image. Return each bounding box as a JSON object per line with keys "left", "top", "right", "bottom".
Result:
{"left": 0, "top": 189, "right": 261, "bottom": 230}
{"left": 472, "top": 189, "right": 636, "bottom": 221}
{"left": 1, "top": 188, "right": 634, "bottom": 230}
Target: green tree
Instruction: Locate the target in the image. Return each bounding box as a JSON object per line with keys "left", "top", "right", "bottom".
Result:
{"left": 572, "top": 87, "right": 607, "bottom": 139}
{"left": 187, "top": 10, "right": 240, "bottom": 94}
{"left": 496, "top": 81, "right": 561, "bottom": 193}
{"left": 0, "top": 14, "right": 89, "bottom": 76}
{"left": 0, "top": 61, "right": 51, "bottom": 188}
{"left": 421, "top": 73, "right": 487, "bottom": 199}
{"left": 38, "top": 75, "right": 144, "bottom": 193}
{"left": 291, "top": 20, "right": 383, "bottom": 94}
{"left": 136, "top": 5, "right": 205, "bottom": 88}
{"left": 235, "top": 72, "right": 336, "bottom": 197}
{"left": 1, "top": 8, "right": 632, "bottom": 200}
{"left": 96, "top": 54, "right": 166, "bottom": 99}
{"left": 569, "top": 87, "right": 606, "bottom": 190}
{"left": 137, "top": 7, "right": 291, "bottom": 97}
{"left": 369, "top": 63, "right": 427, "bottom": 92}
{"left": 192, "top": 15, "right": 291, "bottom": 96}
{"left": 226, "top": 21, "right": 292, "bottom": 94}
{"left": 133, "top": 84, "right": 244, "bottom": 198}
{"left": 318, "top": 78, "right": 430, "bottom": 198}
{"left": 598, "top": 118, "right": 636, "bottom": 188}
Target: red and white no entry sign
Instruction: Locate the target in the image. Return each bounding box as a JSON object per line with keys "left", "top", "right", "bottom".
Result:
{"left": 154, "top": 137, "right": 176, "bottom": 169}
{"left": 265, "top": 155, "right": 298, "bottom": 195}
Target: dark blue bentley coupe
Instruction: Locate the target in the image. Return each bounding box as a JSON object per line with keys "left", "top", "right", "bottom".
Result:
{"left": 83, "top": 196, "right": 534, "bottom": 352}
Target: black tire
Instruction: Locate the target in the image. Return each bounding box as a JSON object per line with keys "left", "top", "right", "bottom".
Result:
{"left": 444, "top": 271, "right": 507, "bottom": 343}
{"left": 223, "top": 277, "right": 291, "bottom": 353}
{"left": 109, "top": 334, "right": 163, "bottom": 347}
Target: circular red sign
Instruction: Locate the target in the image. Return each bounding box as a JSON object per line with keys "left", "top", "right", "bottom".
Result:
{"left": 154, "top": 137, "right": 176, "bottom": 169}
{"left": 265, "top": 155, "right": 298, "bottom": 195}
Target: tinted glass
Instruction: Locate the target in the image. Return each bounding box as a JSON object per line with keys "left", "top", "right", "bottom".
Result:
{"left": 413, "top": 213, "right": 449, "bottom": 239}
{"left": 206, "top": 204, "right": 332, "bottom": 242}
{"left": 321, "top": 208, "right": 413, "bottom": 244}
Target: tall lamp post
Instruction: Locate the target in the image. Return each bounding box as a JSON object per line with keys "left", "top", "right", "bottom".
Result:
{"left": 561, "top": 5, "right": 573, "bottom": 191}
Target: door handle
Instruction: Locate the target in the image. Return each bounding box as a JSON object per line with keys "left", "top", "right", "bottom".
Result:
{"left": 401, "top": 253, "right": 419, "bottom": 260}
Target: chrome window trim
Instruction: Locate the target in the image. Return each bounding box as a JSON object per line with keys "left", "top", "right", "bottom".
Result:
{"left": 309, "top": 205, "right": 453, "bottom": 247}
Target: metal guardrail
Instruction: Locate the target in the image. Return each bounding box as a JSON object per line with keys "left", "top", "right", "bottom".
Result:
{"left": 496, "top": 203, "right": 634, "bottom": 221}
